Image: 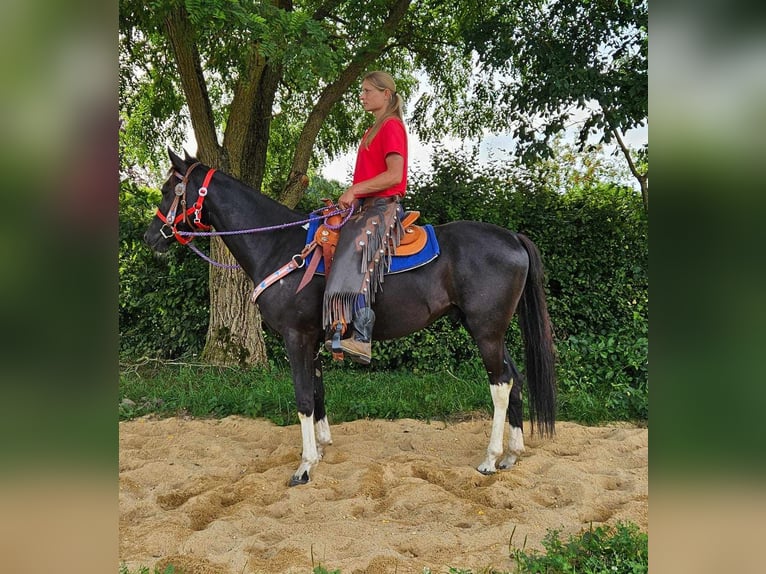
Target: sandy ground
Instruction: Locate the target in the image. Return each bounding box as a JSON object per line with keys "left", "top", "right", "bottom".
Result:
{"left": 119, "top": 415, "right": 647, "bottom": 573}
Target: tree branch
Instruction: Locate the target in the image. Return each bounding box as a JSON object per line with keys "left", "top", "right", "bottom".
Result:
{"left": 222, "top": 0, "right": 290, "bottom": 187}
{"left": 609, "top": 124, "right": 648, "bottom": 211}
{"left": 599, "top": 100, "right": 648, "bottom": 211}
{"left": 222, "top": 44, "right": 280, "bottom": 184}
{"left": 164, "top": 6, "right": 221, "bottom": 165}
{"left": 279, "top": 0, "right": 413, "bottom": 207}
{"left": 610, "top": 126, "right": 638, "bottom": 181}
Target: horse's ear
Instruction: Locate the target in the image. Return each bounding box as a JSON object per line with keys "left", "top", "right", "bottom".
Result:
{"left": 183, "top": 148, "right": 197, "bottom": 162}
{"left": 168, "top": 148, "right": 186, "bottom": 172}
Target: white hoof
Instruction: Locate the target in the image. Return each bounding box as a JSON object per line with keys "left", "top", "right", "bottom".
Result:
{"left": 498, "top": 453, "right": 519, "bottom": 469}
{"left": 315, "top": 416, "right": 333, "bottom": 447}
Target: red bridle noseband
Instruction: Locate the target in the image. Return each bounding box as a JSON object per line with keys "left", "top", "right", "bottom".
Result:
{"left": 156, "top": 162, "right": 217, "bottom": 245}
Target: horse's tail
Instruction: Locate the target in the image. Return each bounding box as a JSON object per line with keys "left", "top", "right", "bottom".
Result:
{"left": 516, "top": 233, "right": 557, "bottom": 437}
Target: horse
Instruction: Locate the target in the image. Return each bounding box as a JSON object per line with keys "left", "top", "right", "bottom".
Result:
{"left": 143, "top": 149, "right": 557, "bottom": 486}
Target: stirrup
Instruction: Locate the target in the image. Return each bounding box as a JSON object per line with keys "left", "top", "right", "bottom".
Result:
{"left": 330, "top": 323, "right": 344, "bottom": 361}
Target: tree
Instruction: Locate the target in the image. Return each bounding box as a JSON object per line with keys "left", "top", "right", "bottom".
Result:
{"left": 119, "top": 0, "right": 648, "bottom": 366}
{"left": 455, "top": 0, "right": 648, "bottom": 209}
{"left": 119, "top": 0, "right": 476, "bottom": 365}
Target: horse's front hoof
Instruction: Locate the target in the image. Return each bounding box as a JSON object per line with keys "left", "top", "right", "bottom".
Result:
{"left": 288, "top": 471, "right": 310, "bottom": 486}
{"left": 477, "top": 466, "right": 495, "bottom": 476}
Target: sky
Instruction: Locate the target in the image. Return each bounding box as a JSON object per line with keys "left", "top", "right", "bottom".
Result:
{"left": 179, "top": 104, "right": 648, "bottom": 192}
{"left": 320, "top": 121, "right": 648, "bottom": 190}
{"left": 179, "top": 71, "right": 648, "bottom": 191}
{"left": 320, "top": 65, "right": 647, "bottom": 188}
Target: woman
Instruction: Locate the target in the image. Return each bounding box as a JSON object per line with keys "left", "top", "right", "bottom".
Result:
{"left": 324, "top": 71, "right": 408, "bottom": 365}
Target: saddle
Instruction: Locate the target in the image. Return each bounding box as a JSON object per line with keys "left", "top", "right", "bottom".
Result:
{"left": 295, "top": 203, "right": 437, "bottom": 291}
{"left": 395, "top": 211, "right": 428, "bottom": 256}
{"left": 253, "top": 202, "right": 439, "bottom": 302}
{"left": 314, "top": 208, "right": 427, "bottom": 275}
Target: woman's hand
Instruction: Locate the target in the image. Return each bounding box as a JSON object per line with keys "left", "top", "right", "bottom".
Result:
{"left": 338, "top": 187, "right": 358, "bottom": 210}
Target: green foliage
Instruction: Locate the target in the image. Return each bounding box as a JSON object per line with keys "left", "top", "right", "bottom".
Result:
{"left": 404, "top": 148, "right": 648, "bottom": 422}
{"left": 119, "top": 179, "right": 209, "bottom": 359}
{"left": 118, "top": 0, "right": 477, "bottom": 186}
{"left": 375, "top": 316, "right": 477, "bottom": 374}
{"left": 119, "top": 363, "right": 495, "bottom": 424}
{"left": 119, "top": 0, "right": 646, "bottom": 201}
{"left": 407, "top": 148, "right": 648, "bottom": 343}
{"left": 294, "top": 174, "right": 345, "bottom": 213}
{"left": 119, "top": 564, "right": 176, "bottom": 574}
{"left": 532, "top": 183, "right": 648, "bottom": 340}
{"left": 120, "top": 146, "right": 648, "bottom": 423}
{"left": 557, "top": 326, "right": 648, "bottom": 424}
{"left": 512, "top": 522, "right": 648, "bottom": 574}
{"left": 458, "top": 0, "right": 647, "bottom": 164}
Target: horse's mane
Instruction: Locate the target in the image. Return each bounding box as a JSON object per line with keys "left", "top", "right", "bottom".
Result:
{"left": 178, "top": 157, "right": 307, "bottom": 223}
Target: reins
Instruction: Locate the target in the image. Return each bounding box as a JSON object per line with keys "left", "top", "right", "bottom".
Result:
{"left": 159, "top": 166, "right": 353, "bottom": 270}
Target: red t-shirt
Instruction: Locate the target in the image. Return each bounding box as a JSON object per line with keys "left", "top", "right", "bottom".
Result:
{"left": 353, "top": 117, "right": 408, "bottom": 198}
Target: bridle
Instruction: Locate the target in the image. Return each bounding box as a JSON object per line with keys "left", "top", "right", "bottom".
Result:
{"left": 156, "top": 162, "right": 217, "bottom": 245}
{"left": 151, "top": 163, "right": 355, "bottom": 278}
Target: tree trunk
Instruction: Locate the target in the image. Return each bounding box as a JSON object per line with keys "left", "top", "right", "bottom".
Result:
{"left": 199, "top": 237, "right": 268, "bottom": 366}
{"left": 639, "top": 174, "right": 648, "bottom": 212}
{"left": 223, "top": 49, "right": 282, "bottom": 189}
{"left": 198, "top": 50, "right": 283, "bottom": 368}
{"left": 607, "top": 121, "right": 648, "bottom": 213}
{"left": 166, "top": 5, "right": 269, "bottom": 367}
{"left": 199, "top": 57, "right": 281, "bottom": 368}
{"left": 164, "top": 6, "right": 221, "bottom": 164}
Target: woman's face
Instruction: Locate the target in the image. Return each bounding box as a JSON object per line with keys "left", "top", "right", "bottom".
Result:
{"left": 360, "top": 79, "right": 389, "bottom": 115}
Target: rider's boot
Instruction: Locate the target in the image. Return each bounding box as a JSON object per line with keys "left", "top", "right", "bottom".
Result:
{"left": 337, "top": 307, "right": 375, "bottom": 365}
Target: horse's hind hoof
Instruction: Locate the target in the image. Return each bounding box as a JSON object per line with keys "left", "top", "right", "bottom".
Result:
{"left": 498, "top": 454, "right": 519, "bottom": 470}
{"left": 477, "top": 467, "right": 495, "bottom": 476}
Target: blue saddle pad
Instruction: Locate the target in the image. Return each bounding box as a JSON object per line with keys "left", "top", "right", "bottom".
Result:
{"left": 305, "top": 216, "right": 440, "bottom": 275}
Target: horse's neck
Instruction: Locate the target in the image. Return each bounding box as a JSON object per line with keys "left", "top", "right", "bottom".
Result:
{"left": 207, "top": 185, "right": 305, "bottom": 279}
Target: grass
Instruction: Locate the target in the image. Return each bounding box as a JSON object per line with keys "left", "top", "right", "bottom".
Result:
{"left": 120, "top": 357, "right": 647, "bottom": 426}
{"left": 119, "top": 566, "right": 176, "bottom": 574}
{"left": 119, "top": 361, "right": 495, "bottom": 424}
{"left": 510, "top": 522, "right": 648, "bottom": 573}
{"left": 121, "top": 522, "right": 648, "bottom": 573}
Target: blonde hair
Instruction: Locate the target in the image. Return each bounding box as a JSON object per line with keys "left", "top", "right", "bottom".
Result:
{"left": 361, "top": 71, "right": 404, "bottom": 149}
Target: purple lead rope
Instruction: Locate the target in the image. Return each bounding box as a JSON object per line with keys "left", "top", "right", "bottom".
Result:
{"left": 186, "top": 242, "right": 242, "bottom": 269}
{"left": 179, "top": 204, "right": 354, "bottom": 269}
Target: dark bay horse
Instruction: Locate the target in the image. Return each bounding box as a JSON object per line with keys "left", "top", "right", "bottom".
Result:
{"left": 144, "top": 150, "right": 557, "bottom": 485}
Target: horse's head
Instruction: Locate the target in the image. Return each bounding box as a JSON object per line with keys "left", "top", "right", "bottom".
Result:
{"left": 143, "top": 149, "right": 213, "bottom": 253}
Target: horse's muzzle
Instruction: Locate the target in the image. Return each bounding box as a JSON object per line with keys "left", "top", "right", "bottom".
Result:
{"left": 143, "top": 227, "right": 171, "bottom": 253}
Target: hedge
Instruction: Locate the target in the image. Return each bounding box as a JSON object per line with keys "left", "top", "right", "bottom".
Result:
{"left": 119, "top": 151, "right": 648, "bottom": 421}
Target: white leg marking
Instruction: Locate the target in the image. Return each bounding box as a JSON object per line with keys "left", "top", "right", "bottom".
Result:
{"left": 293, "top": 412, "right": 319, "bottom": 483}
{"left": 314, "top": 416, "right": 333, "bottom": 456}
{"left": 478, "top": 382, "right": 510, "bottom": 474}
{"left": 499, "top": 425, "right": 525, "bottom": 469}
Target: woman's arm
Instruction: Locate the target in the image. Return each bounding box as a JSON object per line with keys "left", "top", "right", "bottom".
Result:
{"left": 338, "top": 153, "right": 404, "bottom": 209}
